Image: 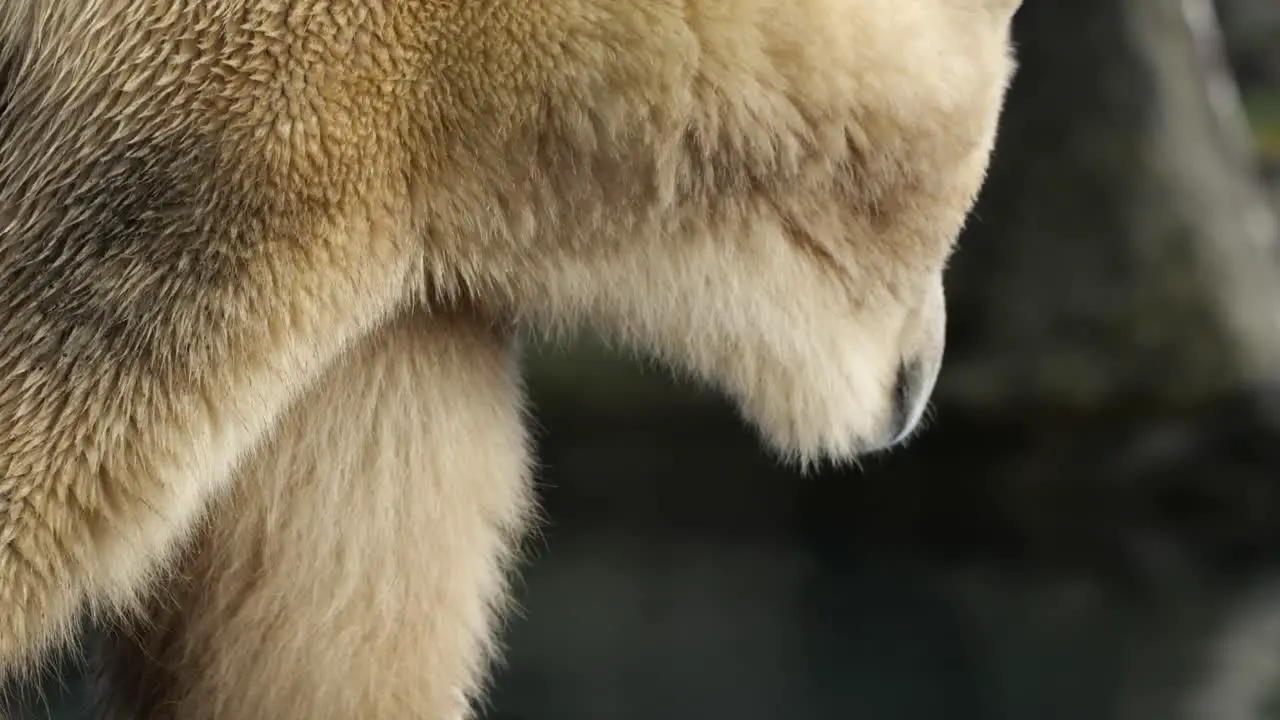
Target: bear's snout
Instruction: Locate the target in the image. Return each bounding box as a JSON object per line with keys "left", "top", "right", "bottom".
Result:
{"left": 883, "top": 356, "right": 940, "bottom": 449}
{"left": 877, "top": 278, "right": 947, "bottom": 450}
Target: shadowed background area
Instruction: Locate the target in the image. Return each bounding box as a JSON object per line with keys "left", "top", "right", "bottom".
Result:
{"left": 11, "top": 0, "right": 1280, "bottom": 718}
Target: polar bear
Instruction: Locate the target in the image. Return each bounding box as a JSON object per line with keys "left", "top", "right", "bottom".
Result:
{"left": 0, "top": 0, "right": 1022, "bottom": 717}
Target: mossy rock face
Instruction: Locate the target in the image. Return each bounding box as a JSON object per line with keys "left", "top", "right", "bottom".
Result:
{"left": 1257, "top": 127, "right": 1280, "bottom": 159}
{"left": 1245, "top": 89, "right": 1280, "bottom": 159}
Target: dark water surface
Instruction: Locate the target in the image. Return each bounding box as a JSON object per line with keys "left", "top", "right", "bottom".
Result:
{"left": 487, "top": 531, "right": 1280, "bottom": 720}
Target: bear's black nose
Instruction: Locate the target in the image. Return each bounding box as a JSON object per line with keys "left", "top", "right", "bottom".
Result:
{"left": 887, "top": 359, "right": 925, "bottom": 445}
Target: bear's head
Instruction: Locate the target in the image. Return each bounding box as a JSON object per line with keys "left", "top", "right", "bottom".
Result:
{"left": 411, "top": 0, "right": 1023, "bottom": 468}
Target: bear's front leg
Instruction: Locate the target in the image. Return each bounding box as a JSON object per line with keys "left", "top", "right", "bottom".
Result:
{"left": 92, "top": 306, "right": 535, "bottom": 720}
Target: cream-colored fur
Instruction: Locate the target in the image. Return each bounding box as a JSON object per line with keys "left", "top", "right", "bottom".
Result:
{"left": 93, "top": 308, "right": 533, "bottom": 719}
{"left": 0, "top": 0, "right": 1021, "bottom": 717}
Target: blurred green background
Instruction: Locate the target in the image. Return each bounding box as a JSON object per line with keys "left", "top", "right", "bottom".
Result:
{"left": 10, "top": 0, "right": 1280, "bottom": 718}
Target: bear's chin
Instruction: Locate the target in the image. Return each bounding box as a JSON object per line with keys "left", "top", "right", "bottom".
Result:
{"left": 719, "top": 352, "right": 913, "bottom": 470}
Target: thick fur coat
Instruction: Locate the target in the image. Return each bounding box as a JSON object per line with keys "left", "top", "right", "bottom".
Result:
{"left": 0, "top": 1, "right": 1021, "bottom": 717}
